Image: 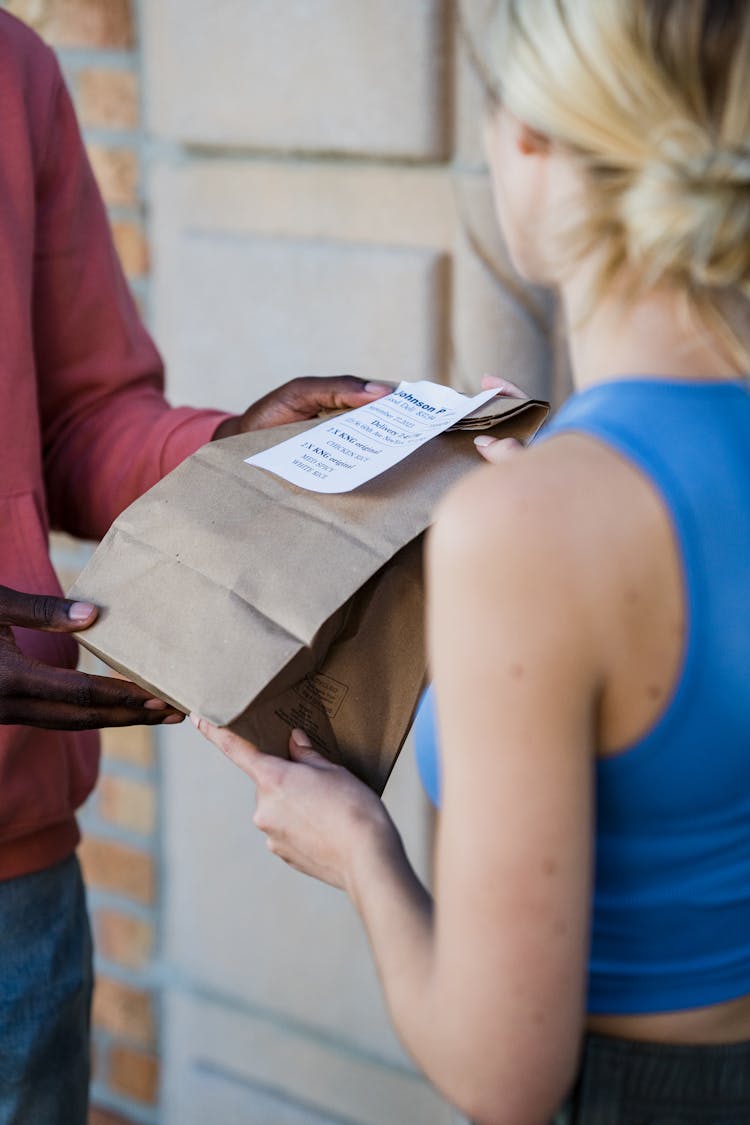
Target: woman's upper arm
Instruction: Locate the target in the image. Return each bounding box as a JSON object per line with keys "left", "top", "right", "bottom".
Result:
{"left": 426, "top": 455, "right": 600, "bottom": 1123}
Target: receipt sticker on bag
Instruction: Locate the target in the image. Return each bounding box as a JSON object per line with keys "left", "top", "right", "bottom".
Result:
{"left": 70, "top": 381, "right": 549, "bottom": 793}
{"left": 245, "top": 381, "right": 500, "bottom": 493}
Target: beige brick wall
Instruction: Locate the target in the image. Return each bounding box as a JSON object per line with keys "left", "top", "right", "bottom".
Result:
{"left": 9, "top": 0, "right": 134, "bottom": 49}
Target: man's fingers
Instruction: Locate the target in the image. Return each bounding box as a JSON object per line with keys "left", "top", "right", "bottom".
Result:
{"left": 0, "top": 698, "right": 185, "bottom": 730}
{"left": 15, "top": 664, "right": 176, "bottom": 712}
{"left": 474, "top": 435, "right": 524, "bottom": 464}
{"left": 480, "top": 374, "right": 527, "bottom": 398}
{"left": 232, "top": 375, "right": 394, "bottom": 434}
{"left": 191, "top": 713, "right": 264, "bottom": 779}
{"left": 285, "top": 375, "right": 392, "bottom": 413}
{"left": 0, "top": 585, "right": 98, "bottom": 632}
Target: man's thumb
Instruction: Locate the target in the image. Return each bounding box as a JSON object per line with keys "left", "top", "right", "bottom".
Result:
{"left": 0, "top": 585, "right": 98, "bottom": 632}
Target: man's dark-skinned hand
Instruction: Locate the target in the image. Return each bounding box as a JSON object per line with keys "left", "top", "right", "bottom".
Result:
{"left": 0, "top": 585, "right": 185, "bottom": 730}
{"left": 212, "top": 375, "right": 392, "bottom": 439}
{"left": 1, "top": 377, "right": 393, "bottom": 732}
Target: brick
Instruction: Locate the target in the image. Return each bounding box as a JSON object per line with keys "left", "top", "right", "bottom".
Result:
{"left": 78, "top": 836, "right": 155, "bottom": 904}
{"left": 454, "top": 12, "right": 489, "bottom": 167}
{"left": 92, "top": 977, "right": 155, "bottom": 1045}
{"left": 87, "top": 144, "right": 138, "bottom": 207}
{"left": 163, "top": 232, "right": 448, "bottom": 407}
{"left": 95, "top": 909, "right": 153, "bottom": 970}
{"left": 99, "top": 775, "right": 156, "bottom": 836}
{"left": 452, "top": 173, "right": 554, "bottom": 401}
{"left": 88, "top": 1108, "right": 137, "bottom": 1125}
{"left": 77, "top": 68, "right": 139, "bottom": 131}
{"left": 100, "top": 725, "right": 154, "bottom": 770}
{"left": 163, "top": 992, "right": 457, "bottom": 1125}
{"left": 90, "top": 1037, "right": 104, "bottom": 1085}
{"left": 109, "top": 1045, "right": 159, "bottom": 1104}
{"left": 110, "top": 220, "right": 149, "bottom": 279}
{"left": 7, "top": 0, "right": 134, "bottom": 49}
{"left": 145, "top": 0, "right": 450, "bottom": 157}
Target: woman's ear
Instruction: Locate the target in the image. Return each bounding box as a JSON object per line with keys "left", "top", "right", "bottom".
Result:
{"left": 516, "top": 119, "right": 550, "bottom": 157}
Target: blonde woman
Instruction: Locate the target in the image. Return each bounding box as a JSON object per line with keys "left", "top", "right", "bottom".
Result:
{"left": 194, "top": 2, "right": 750, "bottom": 1121}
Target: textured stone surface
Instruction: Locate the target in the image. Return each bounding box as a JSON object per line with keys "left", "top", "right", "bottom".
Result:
{"left": 93, "top": 978, "right": 155, "bottom": 1045}
{"left": 99, "top": 775, "right": 156, "bottom": 836}
{"left": 100, "top": 726, "right": 155, "bottom": 770}
{"left": 7, "top": 0, "right": 134, "bottom": 48}
{"left": 162, "top": 990, "right": 464, "bottom": 1125}
{"left": 454, "top": 14, "right": 489, "bottom": 168}
{"left": 451, "top": 173, "right": 553, "bottom": 397}
{"left": 88, "top": 1108, "right": 136, "bottom": 1125}
{"left": 95, "top": 909, "right": 154, "bottom": 970}
{"left": 109, "top": 1045, "right": 160, "bottom": 1104}
{"left": 78, "top": 68, "right": 139, "bottom": 130}
{"left": 111, "top": 220, "right": 149, "bottom": 278}
{"left": 150, "top": 160, "right": 456, "bottom": 258}
{"left": 160, "top": 231, "right": 448, "bottom": 412}
{"left": 79, "top": 837, "right": 155, "bottom": 904}
{"left": 87, "top": 144, "right": 139, "bottom": 207}
{"left": 144, "top": 0, "right": 450, "bottom": 157}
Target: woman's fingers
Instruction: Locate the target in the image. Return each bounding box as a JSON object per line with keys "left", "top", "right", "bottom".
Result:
{"left": 288, "top": 728, "right": 334, "bottom": 769}
{"left": 481, "top": 373, "right": 527, "bottom": 398}
{"left": 474, "top": 435, "right": 524, "bottom": 464}
{"left": 190, "top": 713, "right": 265, "bottom": 779}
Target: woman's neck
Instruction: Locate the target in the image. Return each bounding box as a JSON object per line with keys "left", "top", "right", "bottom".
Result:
{"left": 559, "top": 272, "right": 743, "bottom": 391}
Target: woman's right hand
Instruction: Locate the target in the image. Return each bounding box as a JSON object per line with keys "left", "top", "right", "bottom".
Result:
{"left": 475, "top": 373, "right": 527, "bottom": 464}
{"left": 0, "top": 584, "right": 184, "bottom": 729}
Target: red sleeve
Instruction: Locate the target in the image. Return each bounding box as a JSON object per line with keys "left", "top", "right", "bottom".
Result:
{"left": 34, "top": 62, "right": 231, "bottom": 540}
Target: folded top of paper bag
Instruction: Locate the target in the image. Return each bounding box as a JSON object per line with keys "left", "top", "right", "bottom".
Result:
{"left": 245, "top": 380, "right": 508, "bottom": 494}
{"left": 69, "top": 385, "right": 549, "bottom": 789}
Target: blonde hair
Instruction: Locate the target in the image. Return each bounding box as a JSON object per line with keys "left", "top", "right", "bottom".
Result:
{"left": 482, "top": 0, "right": 750, "bottom": 368}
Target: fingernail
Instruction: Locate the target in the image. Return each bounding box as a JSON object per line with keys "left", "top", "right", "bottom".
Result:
{"left": 163, "top": 713, "right": 185, "bottom": 724}
{"left": 474, "top": 435, "right": 496, "bottom": 447}
{"left": 67, "top": 601, "right": 95, "bottom": 622}
{"left": 291, "top": 727, "right": 313, "bottom": 748}
{"left": 144, "top": 698, "right": 168, "bottom": 710}
{"left": 189, "top": 712, "right": 202, "bottom": 729}
{"left": 364, "top": 382, "right": 392, "bottom": 394}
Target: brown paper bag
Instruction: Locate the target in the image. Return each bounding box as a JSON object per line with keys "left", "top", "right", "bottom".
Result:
{"left": 69, "top": 394, "right": 548, "bottom": 793}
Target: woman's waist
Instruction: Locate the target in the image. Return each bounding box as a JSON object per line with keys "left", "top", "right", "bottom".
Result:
{"left": 587, "top": 990, "right": 750, "bottom": 1045}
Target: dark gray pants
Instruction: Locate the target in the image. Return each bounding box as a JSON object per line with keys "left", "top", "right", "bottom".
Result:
{"left": 555, "top": 1032, "right": 750, "bottom": 1124}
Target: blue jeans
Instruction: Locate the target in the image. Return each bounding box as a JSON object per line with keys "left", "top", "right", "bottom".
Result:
{"left": 0, "top": 854, "right": 93, "bottom": 1125}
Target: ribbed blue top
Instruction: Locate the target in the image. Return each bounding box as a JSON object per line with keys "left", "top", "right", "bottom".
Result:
{"left": 415, "top": 378, "right": 750, "bottom": 1013}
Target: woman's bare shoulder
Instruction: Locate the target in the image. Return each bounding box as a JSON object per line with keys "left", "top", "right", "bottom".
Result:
{"left": 433, "top": 432, "right": 625, "bottom": 574}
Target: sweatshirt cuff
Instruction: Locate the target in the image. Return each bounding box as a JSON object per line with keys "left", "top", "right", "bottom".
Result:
{"left": 157, "top": 407, "right": 236, "bottom": 476}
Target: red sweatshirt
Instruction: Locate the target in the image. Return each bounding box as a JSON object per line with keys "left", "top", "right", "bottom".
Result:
{"left": 0, "top": 12, "right": 230, "bottom": 879}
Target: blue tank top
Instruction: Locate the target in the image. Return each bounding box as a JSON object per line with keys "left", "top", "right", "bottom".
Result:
{"left": 415, "top": 377, "right": 750, "bottom": 1014}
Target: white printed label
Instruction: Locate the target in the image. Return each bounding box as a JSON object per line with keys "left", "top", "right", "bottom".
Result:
{"left": 245, "top": 381, "right": 498, "bottom": 494}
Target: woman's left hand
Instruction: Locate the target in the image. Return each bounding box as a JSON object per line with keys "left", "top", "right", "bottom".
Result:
{"left": 191, "top": 716, "right": 396, "bottom": 892}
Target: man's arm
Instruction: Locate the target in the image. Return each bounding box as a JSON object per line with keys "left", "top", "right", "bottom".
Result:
{"left": 34, "top": 63, "right": 391, "bottom": 539}
{"left": 33, "top": 63, "right": 230, "bottom": 540}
